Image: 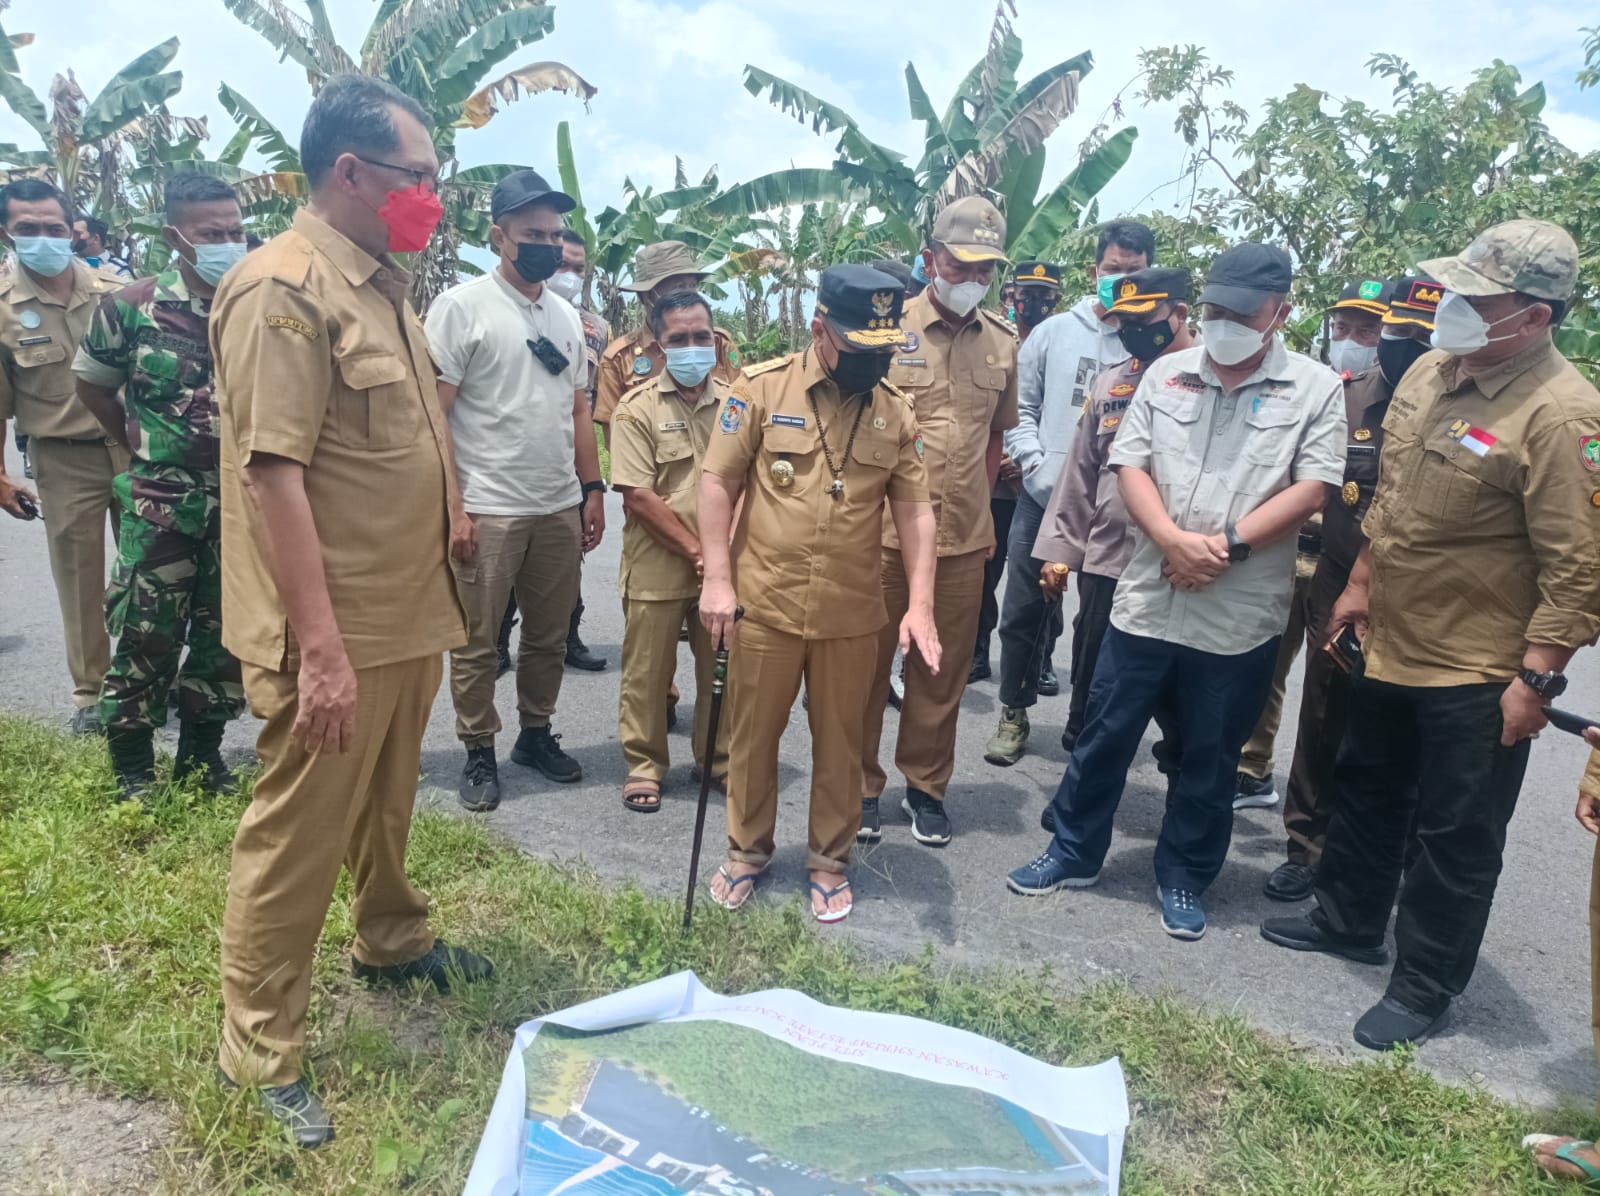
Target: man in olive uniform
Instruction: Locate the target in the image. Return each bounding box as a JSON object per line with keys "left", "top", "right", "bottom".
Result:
{"left": 1263, "top": 220, "right": 1600, "bottom": 1052}
{"left": 0, "top": 178, "right": 126, "bottom": 733}
{"left": 611, "top": 291, "right": 731, "bottom": 809}
{"left": 1262, "top": 277, "right": 1438, "bottom": 902}
{"left": 210, "top": 75, "right": 490, "bottom": 1147}
{"left": 72, "top": 174, "right": 249, "bottom": 799}
{"left": 858, "top": 197, "right": 1018, "bottom": 848}
{"left": 698, "top": 264, "right": 939, "bottom": 923}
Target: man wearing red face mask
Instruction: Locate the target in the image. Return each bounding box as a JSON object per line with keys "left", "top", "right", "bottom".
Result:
{"left": 209, "top": 74, "right": 491, "bottom": 1149}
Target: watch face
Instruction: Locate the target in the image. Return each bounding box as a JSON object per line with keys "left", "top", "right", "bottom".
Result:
{"left": 1229, "top": 542, "right": 1250, "bottom": 562}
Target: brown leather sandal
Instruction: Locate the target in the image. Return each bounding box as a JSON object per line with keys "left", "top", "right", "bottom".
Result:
{"left": 622, "top": 776, "right": 661, "bottom": 813}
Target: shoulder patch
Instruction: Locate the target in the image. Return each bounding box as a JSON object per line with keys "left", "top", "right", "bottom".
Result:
{"left": 265, "top": 314, "right": 317, "bottom": 340}
{"left": 979, "top": 308, "right": 1017, "bottom": 337}
{"left": 741, "top": 355, "right": 788, "bottom": 377}
{"left": 878, "top": 379, "right": 914, "bottom": 407}
{"left": 601, "top": 334, "right": 635, "bottom": 361}
{"left": 615, "top": 375, "right": 661, "bottom": 409}
{"left": 1108, "top": 381, "right": 1137, "bottom": 397}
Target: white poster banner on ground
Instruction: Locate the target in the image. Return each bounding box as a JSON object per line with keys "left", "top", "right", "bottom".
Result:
{"left": 464, "top": 970, "right": 1129, "bottom": 1196}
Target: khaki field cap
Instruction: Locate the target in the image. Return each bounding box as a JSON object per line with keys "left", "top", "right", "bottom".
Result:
{"left": 622, "top": 240, "right": 708, "bottom": 293}
{"left": 932, "top": 196, "right": 1009, "bottom": 263}
{"left": 1419, "top": 219, "right": 1578, "bottom": 302}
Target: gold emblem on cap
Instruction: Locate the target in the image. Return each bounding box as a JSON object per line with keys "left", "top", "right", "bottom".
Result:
{"left": 1342, "top": 480, "right": 1360, "bottom": 507}
{"left": 1353, "top": 428, "right": 1372, "bottom": 442}
{"left": 1031, "top": 264, "right": 1046, "bottom": 279}
{"left": 771, "top": 459, "right": 795, "bottom": 488}
{"left": 1120, "top": 280, "right": 1138, "bottom": 298}
{"left": 871, "top": 291, "right": 895, "bottom": 319}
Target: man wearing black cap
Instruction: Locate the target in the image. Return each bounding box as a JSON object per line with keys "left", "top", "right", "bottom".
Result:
{"left": 1261, "top": 276, "right": 1438, "bottom": 902}
{"left": 1006, "top": 243, "right": 1346, "bottom": 943}
{"left": 698, "top": 264, "right": 938, "bottom": 924}
{"left": 425, "top": 168, "right": 607, "bottom": 811}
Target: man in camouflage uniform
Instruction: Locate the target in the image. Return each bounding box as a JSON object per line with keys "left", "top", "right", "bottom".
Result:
{"left": 73, "top": 175, "right": 248, "bottom": 798}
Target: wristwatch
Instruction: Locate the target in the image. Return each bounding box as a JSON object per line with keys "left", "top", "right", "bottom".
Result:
{"left": 1517, "top": 668, "right": 1568, "bottom": 700}
{"left": 581, "top": 480, "right": 607, "bottom": 498}
{"left": 1225, "top": 522, "right": 1252, "bottom": 562}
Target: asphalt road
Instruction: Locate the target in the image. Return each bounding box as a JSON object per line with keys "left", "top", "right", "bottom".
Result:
{"left": 3, "top": 493, "right": 1598, "bottom": 1108}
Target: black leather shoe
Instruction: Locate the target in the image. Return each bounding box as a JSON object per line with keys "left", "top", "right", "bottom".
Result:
{"left": 220, "top": 1071, "right": 334, "bottom": 1150}
{"left": 968, "top": 649, "right": 991, "bottom": 684}
{"left": 458, "top": 745, "right": 501, "bottom": 812}
{"left": 1037, "top": 659, "right": 1060, "bottom": 697}
{"left": 511, "top": 726, "right": 583, "bottom": 783}
{"left": 565, "top": 633, "right": 608, "bottom": 671}
{"left": 1263, "top": 861, "right": 1315, "bottom": 902}
{"left": 1259, "top": 914, "right": 1388, "bottom": 965}
{"left": 352, "top": 938, "right": 495, "bottom": 993}
{"left": 1353, "top": 997, "right": 1450, "bottom": 1051}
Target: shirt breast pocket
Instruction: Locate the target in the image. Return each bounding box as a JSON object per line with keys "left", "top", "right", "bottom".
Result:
{"left": 1243, "top": 402, "right": 1300, "bottom": 469}
{"left": 1149, "top": 390, "right": 1202, "bottom": 460}
{"left": 332, "top": 352, "right": 420, "bottom": 450}
{"left": 1415, "top": 448, "right": 1488, "bottom": 527}
{"left": 654, "top": 435, "right": 696, "bottom": 494}
{"left": 970, "top": 364, "right": 1008, "bottom": 418}
{"left": 850, "top": 433, "right": 896, "bottom": 474}
{"left": 760, "top": 425, "right": 818, "bottom": 498}
{"left": 13, "top": 341, "right": 67, "bottom": 389}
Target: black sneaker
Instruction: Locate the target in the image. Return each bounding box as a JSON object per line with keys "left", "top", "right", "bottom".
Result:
{"left": 1353, "top": 997, "right": 1450, "bottom": 1051}
{"left": 1259, "top": 914, "right": 1388, "bottom": 965}
{"left": 565, "top": 633, "right": 608, "bottom": 671}
{"left": 968, "top": 648, "right": 991, "bottom": 684}
{"left": 666, "top": 699, "right": 679, "bottom": 731}
{"left": 1037, "top": 658, "right": 1060, "bottom": 697}
{"left": 1233, "top": 771, "right": 1279, "bottom": 810}
{"left": 1263, "top": 861, "right": 1315, "bottom": 902}
{"left": 175, "top": 720, "right": 236, "bottom": 793}
{"left": 458, "top": 745, "right": 501, "bottom": 812}
{"left": 352, "top": 938, "right": 495, "bottom": 993}
{"left": 511, "top": 726, "right": 583, "bottom": 783}
{"left": 857, "top": 797, "right": 882, "bottom": 844}
{"left": 902, "top": 788, "right": 952, "bottom": 846}
{"left": 220, "top": 1072, "right": 334, "bottom": 1150}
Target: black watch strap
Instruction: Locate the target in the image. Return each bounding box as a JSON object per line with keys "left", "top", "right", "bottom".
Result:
{"left": 582, "top": 480, "right": 607, "bottom": 497}
{"left": 1518, "top": 668, "right": 1567, "bottom": 699}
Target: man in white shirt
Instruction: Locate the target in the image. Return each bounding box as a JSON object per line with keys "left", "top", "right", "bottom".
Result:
{"left": 985, "top": 220, "right": 1152, "bottom": 766}
{"left": 1005, "top": 243, "right": 1346, "bottom": 943}
{"left": 425, "top": 169, "right": 606, "bottom": 812}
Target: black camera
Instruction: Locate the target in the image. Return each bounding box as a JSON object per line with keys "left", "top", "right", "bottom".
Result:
{"left": 527, "top": 336, "right": 570, "bottom": 377}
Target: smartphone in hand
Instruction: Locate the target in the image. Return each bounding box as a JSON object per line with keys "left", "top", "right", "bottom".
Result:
{"left": 1325, "top": 624, "right": 1363, "bottom": 674}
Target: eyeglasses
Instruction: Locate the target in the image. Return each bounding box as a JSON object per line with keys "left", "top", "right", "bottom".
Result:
{"left": 355, "top": 155, "right": 441, "bottom": 192}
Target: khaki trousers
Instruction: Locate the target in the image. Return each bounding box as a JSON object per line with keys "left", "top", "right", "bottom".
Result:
{"left": 725, "top": 619, "right": 876, "bottom": 874}
{"left": 219, "top": 654, "right": 441, "bottom": 1087}
{"left": 1239, "top": 571, "right": 1312, "bottom": 780}
{"left": 1591, "top": 833, "right": 1600, "bottom": 1067}
{"left": 449, "top": 509, "right": 581, "bottom": 746}
{"left": 619, "top": 595, "right": 727, "bottom": 781}
{"left": 29, "top": 437, "right": 127, "bottom": 706}
{"left": 862, "top": 547, "right": 987, "bottom": 801}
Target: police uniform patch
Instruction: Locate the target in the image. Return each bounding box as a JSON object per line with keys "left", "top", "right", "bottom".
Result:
{"left": 1108, "top": 382, "right": 1137, "bottom": 397}
{"left": 1343, "top": 480, "right": 1361, "bottom": 507}
{"left": 632, "top": 356, "right": 653, "bottom": 375}
{"left": 727, "top": 348, "right": 740, "bottom": 367}
{"left": 1100, "top": 415, "right": 1121, "bottom": 432}
{"left": 266, "top": 314, "right": 316, "bottom": 340}
{"left": 719, "top": 396, "right": 746, "bottom": 434}
{"left": 771, "top": 414, "right": 807, "bottom": 428}
{"left": 1581, "top": 434, "right": 1600, "bottom": 472}
{"left": 17, "top": 310, "right": 40, "bottom": 330}
{"left": 1353, "top": 428, "right": 1373, "bottom": 442}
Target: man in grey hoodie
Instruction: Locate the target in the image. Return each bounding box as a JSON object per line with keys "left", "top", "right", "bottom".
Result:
{"left": 986, "top": 220, "right": 1154, "bottom": 766}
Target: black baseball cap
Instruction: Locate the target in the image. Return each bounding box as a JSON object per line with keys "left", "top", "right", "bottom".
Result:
{"left": 1328, "top": 277, "right": 1389, "bottom": 316}
{"left": 816, "top": 264, "right": 909, "bottom": 351}
{"left": 1199, "top": 243, "right": 1293, "bottom": 313}
{"left": 1383, "top": 275, "right": 1442, "bottom": 329}
{"left": 1013, "top": 260, "right": 1062, "bottom": 286}
{"left": 490, "top": 169, "right": 576, "bottom": 223}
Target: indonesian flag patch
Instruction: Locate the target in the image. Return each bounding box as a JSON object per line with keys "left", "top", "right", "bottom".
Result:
{"left": 1447, "top": 418, "right": 1497, "bottom": 458}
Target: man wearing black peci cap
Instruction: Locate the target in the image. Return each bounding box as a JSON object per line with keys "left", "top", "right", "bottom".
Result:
{"left": 424, "top": 168, "right": 607, "bottom": 811}
{"left": 698, "top": 264, "right": 938, "bottom": 924}
{"left": 1005, "top": 243, "right": 1346, "bottom": 943}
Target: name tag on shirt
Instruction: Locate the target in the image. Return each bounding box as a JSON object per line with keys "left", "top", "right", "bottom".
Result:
{"left": 658, "top": 420, "right": 688, "bottom": 432}
{"left": 17, "top": 335, "right": 50, "bottom": 346}
{"left": 771, "top": 414, "right": 807, "bottom": 428}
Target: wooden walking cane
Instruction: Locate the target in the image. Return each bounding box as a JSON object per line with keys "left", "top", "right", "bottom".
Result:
{"left": 684, "top": 606, "right": 742, "bottom": 931}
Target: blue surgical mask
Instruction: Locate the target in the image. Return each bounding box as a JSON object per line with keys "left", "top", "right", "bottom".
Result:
{"left": 13, "top": 235, "right": 73, "bottom": 278}
{"left": 665, "top": 345, "right": 716, "bottom": 387}
{"left": 179, "top": 233, "right": 247, "bottom": 287}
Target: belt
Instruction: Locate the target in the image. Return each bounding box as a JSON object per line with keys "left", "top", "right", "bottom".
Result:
{"left": 35, "top": 435, "right": 112, "bottom": 446}
{"left": 1298, "top": 532, "right": 1324, "bottom": 556}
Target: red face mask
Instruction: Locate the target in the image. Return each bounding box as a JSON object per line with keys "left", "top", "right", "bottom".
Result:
{"left": 375, "top": 184, "right": 443, "bottom": 254}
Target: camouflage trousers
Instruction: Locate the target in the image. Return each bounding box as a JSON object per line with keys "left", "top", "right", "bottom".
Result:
{"left": 97, "top": 514, "right": 245, "bottom": 732}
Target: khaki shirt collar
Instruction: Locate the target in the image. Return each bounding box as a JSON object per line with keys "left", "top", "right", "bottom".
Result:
{"left": 655, "top": 368, "right": 722, "bottom": 407}
{"left": 292, "top": 208, "right": 409, "bottom": 293}
{"left": 799, "top": 348, "right": 842, "bottom": 402}
{"left": 7, "top": 257, "right": 97, "bottom": 310}
{"left": 1197, "top": 335, "right": 1292, "bottom": 392}
{"left": 1444, "top": 334, "right": 1559, "bottom": 400}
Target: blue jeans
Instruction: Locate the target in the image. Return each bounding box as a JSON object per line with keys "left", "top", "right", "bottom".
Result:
{"left": 1049, "top": 626, "right": 1279, "bottom": 893}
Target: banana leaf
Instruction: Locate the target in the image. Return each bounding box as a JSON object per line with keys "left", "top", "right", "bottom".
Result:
{"left": 218, "top": 83, "right": 301, "bottom": 172}
{"left": 1007, "top": 127, "right": 1138, "bottom": 261}
{"left": 935, "top": 71, "right": 1080, "bottom": 210}
{"left": 80, "top": 39, "right": 183, "bottom": 143}
{"left": 456, "top": 60, "right": 595, "bottom": 129}
{"left": 0, "top": 69, "right": 48, "bottom": 142}
{"left": 432, "top": 6, "right": 557, "bottom": 110}
{"left": 703, "top": 169, "right": 856, "bottom": 217}
{"left": 554, "top": 121, "right": 595, "bottom": 252}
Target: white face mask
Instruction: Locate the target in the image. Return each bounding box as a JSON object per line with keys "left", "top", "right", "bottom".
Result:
{"left": 546, "top": 270, "right": 583, "bottom": 304}
{"left": 933, "top": 273, "right": 988, "bottom": 317}
{"left": 1429, "top": 290, "right": 1525, "bottom": 355}
{"left": 1327, "top": 337, "right": 1378, "bottom": 377}
{"left": 1201, "top": 316, "right": 1275, "bottom": 366}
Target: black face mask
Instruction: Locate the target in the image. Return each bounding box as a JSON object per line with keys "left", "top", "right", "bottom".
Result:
{"left": 1016, "top": 292, "right": 1059, "bottom": 327}
{"left": 510, "top": 241, "right": 562, "bottom": 284}
{"left": 1378, "top": 333, "right": 1430, "bottom": 387}
{"left": 1117, "top": 314, "right": 1177, "bottom": 363}
{"left": 828, "top": 349, "right": 891, "bottom": 396}
{"left": 71, "top": 238, "right": 88, "bottom": 256}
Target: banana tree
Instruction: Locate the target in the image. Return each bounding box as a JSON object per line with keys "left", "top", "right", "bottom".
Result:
{"left": 219, "top": 0, "right": 596, "bottom": 308}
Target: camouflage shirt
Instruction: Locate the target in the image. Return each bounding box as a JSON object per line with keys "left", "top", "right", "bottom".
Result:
{"left": 71, "top": 270, "right": 218, "bottom": 538}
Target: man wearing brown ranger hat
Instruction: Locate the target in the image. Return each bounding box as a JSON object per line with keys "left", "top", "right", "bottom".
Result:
{"left": 1263, "top": 219, "right": 1600, "bottom": 1053}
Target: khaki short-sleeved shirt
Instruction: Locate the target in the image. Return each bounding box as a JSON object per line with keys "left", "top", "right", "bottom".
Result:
{"left": 595, "top": 325, "right": 740, "bottom": 426}
{"left": 0, "top": 260, "right": 116, "bottom": 440}
{"left": 1107, "top": 340, "right": 1347, "bottom": 655}
{"left": 883, "top": 293, "right": 1018, "bottom": 555}
{"left": 611, "top": 372, "right": 732, "bottom": 601}
{"left": 211, "top": 209, "right": 466, "bottom": 671}
{"left": 701, "top": 350, "right": 928, "bottom": 640}
{"left": 1362, "top": 339, "right": 1600, "bottom": 686}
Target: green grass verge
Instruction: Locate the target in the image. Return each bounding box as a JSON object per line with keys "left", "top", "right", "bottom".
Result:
{"left": 0, "top": 713, "right": 1590, "bottom": 1194}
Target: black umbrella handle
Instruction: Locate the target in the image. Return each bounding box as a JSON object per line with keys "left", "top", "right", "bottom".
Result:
{"left": 684, "top": 606, "right": 744, "bottom": 932}
{"left": 1547, "top": 707, "right": 1599, "bottom": 737}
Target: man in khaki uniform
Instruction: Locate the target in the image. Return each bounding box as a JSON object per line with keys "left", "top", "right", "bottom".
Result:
{"left": 699, "top": 265, "right": 939, "bottom": 922}
{"left": 859, "top": 197, "right": 1018, "bottom": 847}
{"left": 1263, "top": 220, "right": 1600, "bottom": 1053}
{"left": 0, "top": 178, "right": 125, "bottom": 732}
{"left": 210, "top": 75, "right": 490, "bottom": 1148}
{"left": 611, "top": 291, "right": 733, "bottom": 809}
{"left": 594, "top": 240, "right": 741, "bottom": 440}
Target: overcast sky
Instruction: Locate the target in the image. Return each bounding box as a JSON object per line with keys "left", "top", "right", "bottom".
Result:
{"left": 3, "top": 0, "right": 1597, "bottom": 245}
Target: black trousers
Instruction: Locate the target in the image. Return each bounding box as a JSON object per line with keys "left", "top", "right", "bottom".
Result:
{"left": 1312, "top": 677, "right": 1530, "bottom": 1016}
{"left": 997, "top": 491, "right": 1062, "bottom": 708}
{"left": 1064, "top": 571, "right": 1118, "bottom": 751}
{"left": 974, "top": 497, "right": 1016, "bottom": 657}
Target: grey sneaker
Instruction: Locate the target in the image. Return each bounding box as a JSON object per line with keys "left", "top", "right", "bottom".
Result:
{"left": 220, "top": 1072, "right": 334, "bottom": 1150}
{"left": 1232, "top": 771, "right": 1279, "bottom": 810}
{"left": 983, "top": 707, "right": 1029, "bottom": 766}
